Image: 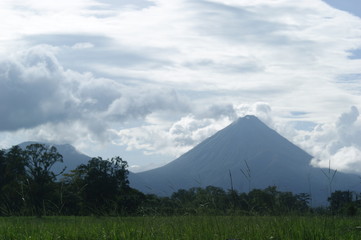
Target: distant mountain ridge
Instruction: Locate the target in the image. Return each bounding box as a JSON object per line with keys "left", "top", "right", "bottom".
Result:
{"left": 14, "top": 141, "right": 143, "bottom": 184}
{"left": 17, "top": 141, "right": 91, "bottom": 174}
{"left": 131, "top": 115, "right": 360, "bottom": 206}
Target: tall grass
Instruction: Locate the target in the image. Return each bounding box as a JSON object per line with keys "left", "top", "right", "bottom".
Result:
{"left": 0, "top": 216, "right": 361, "bottom": 240}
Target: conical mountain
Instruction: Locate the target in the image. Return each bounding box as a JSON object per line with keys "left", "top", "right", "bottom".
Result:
{"left": 133, "top": 116, "right": 359, "bottom": 205}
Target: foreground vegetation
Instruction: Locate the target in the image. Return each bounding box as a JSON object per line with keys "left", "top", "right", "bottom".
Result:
{"left": 1, "top": 215, "right": 361, "bottom": 240}
{"left": 2, "top": 143, "right": 361, "bottom": 239}
{"left": 3, "top": 143, "right": 360, "bottom": 217}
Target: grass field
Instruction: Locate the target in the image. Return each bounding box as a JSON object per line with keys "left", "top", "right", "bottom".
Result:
{"left": 0, "top": 215, "right": 361, "bottom": 240}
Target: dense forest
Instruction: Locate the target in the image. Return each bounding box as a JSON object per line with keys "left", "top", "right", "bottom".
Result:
{"left": 0, "top": 144, "right": 359, "bottom": 217}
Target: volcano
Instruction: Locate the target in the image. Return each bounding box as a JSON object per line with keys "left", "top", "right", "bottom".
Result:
{"left": 132, "top": 115, "right": 359, "bottom": 206}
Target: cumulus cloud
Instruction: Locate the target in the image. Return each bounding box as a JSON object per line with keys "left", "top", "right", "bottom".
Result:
{"left": 291, "top": 106, "right": 361, "bottom": 174}
{"left": 0, "top": 45, "right": 73, "bottom": 130}
{"left": 106, "top": 89, "right": 188, "bottom": 122}
{"left": 112, "top": 102, "right": 274, "bottom": 158}
{"left": 113, "top": 115, "right": 232, "bottom": 157}
{"left": 196, "top": 104, "right": 238, "bottom": 120}
{"left": 337, "top": 106, "right": 359, "bottom": 127}
{"left": 0, "top": 46, "right": 188, "bottom": 145}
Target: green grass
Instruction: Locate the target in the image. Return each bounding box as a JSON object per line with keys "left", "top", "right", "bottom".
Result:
{"left": 0, "top": 216, "right": 361, "bottom": 240}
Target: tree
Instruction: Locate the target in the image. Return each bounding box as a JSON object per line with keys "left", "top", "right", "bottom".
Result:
{"left": 66, "top": 156, "right": 130, "bottom": 214}
{"left": 194, "top": 186, "right": 227, "bottom": 213}
{"left": 24, "top": 144, "right": 65, "bottom": 216}
{"left": 328, "top": 190, "right": 355, "bottom": 215}
{"left": 0, "top": 149, "right": 6, "bottom": 191}
{"left": 248, "top": 188, "right": 275, "bottom": 214}
{"left": 0, "top": 146, "right": 27, "bottom": 215}
{"left": 0, "top": 149, "right": 6, "bottom": 214}
{"left": 247, "top": 186, "right": 310, "bottom": 215}
{"left": 171, "top": 188, "right": 196, "bottom": 207}
{"left": 294, "top": 193, "right": 311, "bottom": 212}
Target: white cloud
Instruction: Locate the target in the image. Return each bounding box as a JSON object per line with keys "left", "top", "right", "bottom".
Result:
{"left": 288, "top": 106, "right": 361, "bottom": 174}
{"left": 337, "top": 106, "right": 359, "bottom": 127}
{"left": 112, "top": 115, "right": 232, "bottom": 157}
{"left": 0, "top": 46, "right": 189, "bottom": 148}
{"left": 112, "top": 102, "right": 275, "bottom": 158}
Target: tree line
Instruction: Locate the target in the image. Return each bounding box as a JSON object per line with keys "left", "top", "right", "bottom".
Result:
{"left": 0, "top": 144, "right": 359, "bottom": 216}
{"left": 0, "top": 143, "right": 140, "bottom": 216}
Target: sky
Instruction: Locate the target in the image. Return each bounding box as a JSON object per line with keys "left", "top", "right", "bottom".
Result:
{"left": 0, "top": 0, "right": 361, "bottom": 174}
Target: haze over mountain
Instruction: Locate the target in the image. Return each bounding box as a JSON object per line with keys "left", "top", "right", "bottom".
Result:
{"left": 18, "top": 141, "right": 91, "bottom": 174}
{"left": 16, "top": 141, "right": 145, "bottom": 184}
{"left": 132, "top": 115, "right": 360, "bottom": 206}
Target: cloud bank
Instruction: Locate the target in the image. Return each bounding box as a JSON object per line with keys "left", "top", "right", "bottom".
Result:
{"left": 0, "top": 45, "right": 188, "bottom": 146}
{"left": 299, "top": 106, "right": 361, "bottom": 174}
